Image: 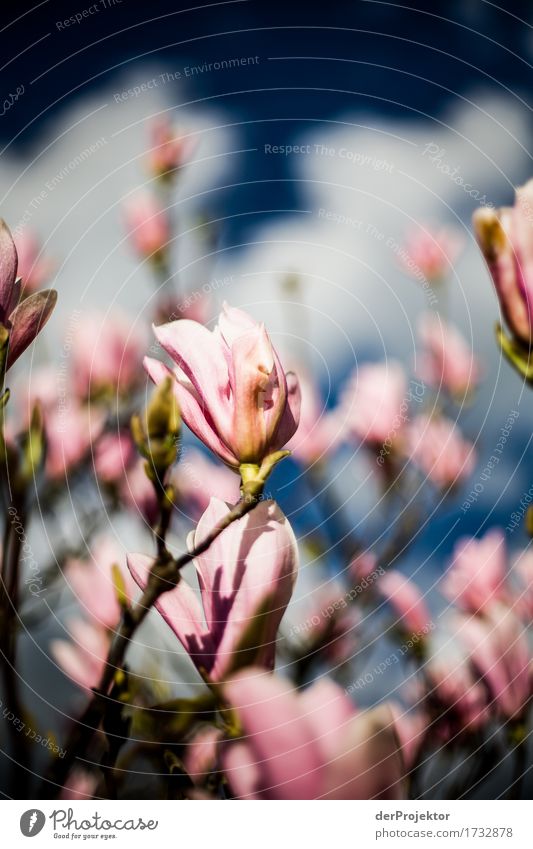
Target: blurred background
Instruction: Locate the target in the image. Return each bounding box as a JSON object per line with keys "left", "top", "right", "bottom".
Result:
{"left": 1, "top": 0, "right": 533, "bottom": 797}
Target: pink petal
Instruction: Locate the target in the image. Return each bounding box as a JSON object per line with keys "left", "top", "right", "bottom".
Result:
{"left": 6, "top": 288, "right": 57, "bottom": 370}
{"left": 0, "top": 219, "right": 18, "bottom": 321}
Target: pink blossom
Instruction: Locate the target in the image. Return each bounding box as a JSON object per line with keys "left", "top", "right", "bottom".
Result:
{"left": 124, "top": 192, "right": 170, "bottom": 259}
{"left": 417, "top": 313, "right": 481, "bottom": 397}
{"left": 222, "top": 669, "right": 405, "bottom": 799}
{"left": 388, "top": 703, "right": 428, "bottom": 770}
{"left": 378, "top": 571, "right": 432, "bottom": 635}
{"left": 13, "top": 229, "right": 55, "bottom": 294}
{"left": 66, "top": 535, "right": 135, "bottom": 630}
{"left": 406, "top": 414, "right": 475, "bottom": 489}
{"left": 286, "top": 369, "right": 340, "bottom": 465}
{"left": 0, "top": 219, "right": 57, "bottom": 371}
{"left": 144, "top": 303, "right": 301, "bottom": 468}
{"left": 458, "top": 604, "right": 531, "bottom": 720}
{"left": 44, "top": 403, "right": 105, "bottom": 481}
{"left": 339, "top": 362, "right": 407, "bottom": 448}
{"left": 147, "top": 116, "right": 195, "bottom": 178}
{"left": 442, "top": 530, "right": 507, "bottom": 614}
{"left": 182, "top": 726, "right": 222, "bottom": 785}
{"left": 349, "top": 551, "right": 381, "bottom": 583}
{"left": 473, "top": 181, "right": 533, "bottom": 346}
{"left": 425, "top": 651, "right": 489, "bottom": 737}
{"left": 51, "top": 619, "right": 109, "bottom": 692}
{"left": 94, "top": 430, "right": 136, "bottom": 485}
{"left": 128, "top": 497, "right": 298, "bottom": 681}
{"left": 399, "top": 226, "right": 463, "bottom": 283}
{"left": 71, "top": 311, "right": 146, "bottom": 399}
{"left": 60, "top": 771, "right": 98, "bottom": 800}
{"left": 175, "top": 447, "right": 241, "bottom": 520}
{"left": 510, "top": 548, "right": 533, "bottom": 621}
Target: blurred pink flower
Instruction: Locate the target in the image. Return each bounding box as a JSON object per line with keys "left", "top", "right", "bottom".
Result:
{"left": 425, "top": 650, "right": 489, "bottom": 737}
{"left": 0, "top": 219, "right": 57, "bottom": 371}
{"left": 406, "top": 414, "right": 475, "bottom": 489}
{"left": 51, "top": 619, "right": 109, "bottom": 692}
{"left": 182, "top": 726, "right": 222, "bottom": 785}
{"left": 222, "top": 669, "right": 405, "bottom": 799}
{"left": 66, "top": 535, "right": 135, "bottom": 630}
{"left": 388, "top": 702, "right": 428, "bottom": 770}
{"left": 124, "top": 192, "right": 170, "bottom": 259}
{"left": 399, "top": 226, "right": 463, "bottom": 283}
{"left": 349, "top": 551, "right": 380, "bottom": 583}
{"left": 378, "top": 571, "right": 432, "bottom": 635}
{"left": 121, "top": 458, "right": 159, "bottom": 526}
{"left": 13, "top": 230, "right": 55, "bottom": 294}
{"left": 286, "top": 369, "right": 340, "bottom": 465}
{"left": 44, "top": 403, "right": 105, "bottom": 481}
{"left": 94, "top": 430, "right": 136, "bottom": 485}
{"left": 147, "top": 116, "right": 195, "bottom": 178}
{"left": 60, "top": 770, "right": 98, "bottom": 800}
{"left": 128, "top": 497, "right": 298, "bottom": 681}
{"left": 71, "top": 311, "right": 146, "bottom": 399}
{"left": 417, "top": 313, "right": 481, "bottom": 397}
{"left": 339, "top": 361, "right": 407, "bottom": 448}
{"left": 510, "top": 548, "right": 533, "bottom": 621}
{"left": 473, "top": 181, "right": 533, "bottom": 346}
{"left": 145, "top": 302, "right": 301, "bottom": 468}
{"left": 175, "top": 447, "right": 240, "bottom": 520}
{"left": 458, "top": 604, "right": 531, "bottom": 720}
{"left": 442, "top": 530, "right": 507, "bottom": 614}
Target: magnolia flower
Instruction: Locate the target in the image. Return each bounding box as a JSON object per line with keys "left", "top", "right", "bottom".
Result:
{"left": 94, "top": 430, "right": 136, "bottom": 485}
{"left": 13, "top": 230, "right": 55, "bottom": 294}
{"left": 425, "top": 649, "right": 489, "bottom": 738}
{"left": 406, "top": 414, "right": 475, "bottom": 489}
{"left": 339, "top": 362, "right": 407, "bottom": 448}
{"left": 399, "top": 226, "right": 463, "bottom": 283}
{"left": 128, "top": 497, "right": 298, "bottom": 681}
{"left": 0, "top": 220, "right": 57, "bottom": 371}
{"left": 378, "top": 571, "right": 432, "bottom": 636}
{"left": 60, "top": 770, "right": 98, "bottom": 800}
{"left": 147, "top": 116, "right": 195, "bottom": 178}
{"left": 71, "top": 311, "right": 146, "bottom": 399}
{"left": 473, "top": 181, "right": 533, "bottom": 347}
{"left": 44, "top": 403, "right": 105, "bottom": 481}
{"left": 144, "top": 303, "right": 301, "bottom": 469}
{"left": 442, "top": 530, "right": 507, "bottom": 614}
{"left": 51, "top": 619, "right": 109, "bottom": 692}
{"left": 417, "top": 313, "right": 480, "bottom": 397}
{"left": 66, "top": 535, "right": 135, "bottom": 630}
{"left": 510, "top": 548, "right": 533, "bottom": 622}
{"left": 182, "top": 726, "right": 222, "bottom": 785}
{"left": 124, "top": 192, "right": 170, "bottom": 259}
{"left": 286, "top": 369, "right": 340, "bottom": 465}
{"left": 458, "top": 604, "right": 531, "bottom": 720}
{"left": 222, "top": 669, "right": 405, "bottom": 799}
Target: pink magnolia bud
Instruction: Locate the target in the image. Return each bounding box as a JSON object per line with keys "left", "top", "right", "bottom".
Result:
{"left": 417, "top": 313, "right": 481, "bottom": 397}
{"left": 71, "top": 311, "right": 146, "bottom": 399}
{"left": 442, "top": 530, "right": 507, "bottom": 614}
{"left": 128, "top": 497, "right": 298, "bottom": 681}
{"left": 378, "top": 570, "right": 432, "bottom": 635}
{"left": 473, "top": 182, "right": 533, "bottom": 347}
{"left": 66, "top": 535, "right": 135, "bottom": 630}
{"left": 339, "top": 361, "right": 407, "bottom": 448}
{"left": 0, "top": 220, "right": 57, "bottom": 370}
{"left": 147, "top": 116, "right": 195, "bottom": 179}
{"left": 94, "top": 430, "right": 136, "bottom": 485}
{"left": 406, "top": 414, "right": 475, "bottom": 489}
{"left": 399, "top": 226, "right": 463, "bottom": 283}
{"left": 124, "top": 192, "right": 170, "bottom": 259}
{"left": 51, "top": 619, "right": 109, "bottom": 692}
{"left": 222, "top": 669, "right": 405, "bottom": 799}
{"left": 144, "top": 303, "right": 301, "bottom": 468}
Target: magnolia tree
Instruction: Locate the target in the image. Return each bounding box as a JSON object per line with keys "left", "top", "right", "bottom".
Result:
{"left": 1, "top": 118, "right": 532, "bottom": 800}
